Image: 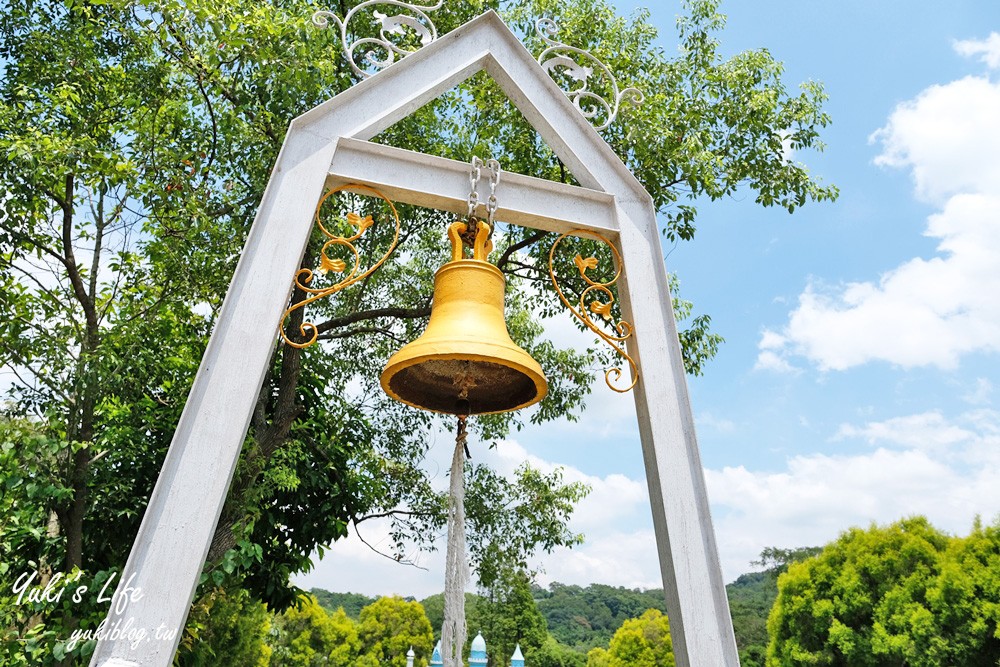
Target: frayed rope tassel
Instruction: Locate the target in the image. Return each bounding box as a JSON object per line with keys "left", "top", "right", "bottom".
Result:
{"left": 441, "top": 416, "right": 469, "bottom": 667}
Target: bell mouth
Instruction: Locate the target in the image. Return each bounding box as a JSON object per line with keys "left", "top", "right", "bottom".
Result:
{"left": 382, "top": 356, "right": 544, "bottom": 415}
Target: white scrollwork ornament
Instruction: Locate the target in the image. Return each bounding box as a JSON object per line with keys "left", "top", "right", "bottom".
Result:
{"left": 312, "top": 1, "right": 442, "bottom": 78}
{"left": 535, "top": 18, "right": 644, "bottom": 131}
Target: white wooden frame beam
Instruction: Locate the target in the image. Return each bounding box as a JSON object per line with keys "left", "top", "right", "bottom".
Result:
{"left": 328, "top": 138, "right": 618, "bottom": 235}
{"left": 90, "top": 11, "right": 738, "bottom": 667}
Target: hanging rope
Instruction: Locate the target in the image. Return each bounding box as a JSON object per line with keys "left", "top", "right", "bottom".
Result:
{"left": 441, "top": 416, "right": 469, "bottom": 667}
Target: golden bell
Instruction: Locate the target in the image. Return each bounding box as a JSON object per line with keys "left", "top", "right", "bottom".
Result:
{"left": 380, "top": 221, "right": 547, "bottom": 415}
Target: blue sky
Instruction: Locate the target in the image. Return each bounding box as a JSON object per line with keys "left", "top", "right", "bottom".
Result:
{"left": 296, "top": 0, "right": 1000, "bottom": 598}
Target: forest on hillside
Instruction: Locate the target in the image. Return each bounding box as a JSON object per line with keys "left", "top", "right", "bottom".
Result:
{"left": 302, "top": 519, "right": 1000, "bottom": 666}
{"left": 308, "top": 554, "right": 797, "bottom": 666}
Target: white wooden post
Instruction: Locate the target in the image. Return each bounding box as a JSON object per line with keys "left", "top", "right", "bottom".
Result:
{"left": 89, "top": 11, "right": 738, "bottom": 666}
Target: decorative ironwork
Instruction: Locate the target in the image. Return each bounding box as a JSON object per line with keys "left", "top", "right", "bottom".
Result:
{"left": 535, "top": 18, "right": 644, "bottom": 131}
{"left": 312, "top": 1, "right": 443, "bottom": 79}
{"left": 548, "top": 230, "right": 637, "bottom": 392}
{"left": 280, "top": 184, "right": 400, "bottom": 348}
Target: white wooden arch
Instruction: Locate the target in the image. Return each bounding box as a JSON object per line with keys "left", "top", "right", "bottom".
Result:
{"left": 90, "top": 11, "right": 739, "bottom": 666}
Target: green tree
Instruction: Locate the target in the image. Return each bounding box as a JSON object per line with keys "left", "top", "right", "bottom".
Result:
{"left": 0, "top": 417, "right": 122, "bottom": 664}
{"left": 267, "top": 595, "right": 359, "bottom": 667}
{"left": 176, "top": 587, "right": 271, "bottom": 667}
{"left": 536, "top": 582, "right": 669, "bottom": 651}
{"left": 466, "top": 464, "right": 589, "bottom": 591}
{"left": 589, "top": 609, "right": 674, "bottom": 667}
{"left": 917, "top": 518, "right": 1000, "bottom": 665}
{"left": 728, "top": 545, "right": 821, "bottom": 667}
{"left": 752, "top": 546, "right": 824, "bottom": 572}
{"left": 356, "top": 596, "right": 434, "bottom": 667}
{"left": 726, "top": 571, "right": 776, "bottom": 667}
{"left": 0, "top": 0, "right": 589, "bottom": 652}
{"left": 533, "top": 635, "right": 587, "bottom": 667}
{"left": 473, "top": 570, "right": 549, "bottom": 665}
{"left": 586, "top": 646, "right": 611, "bottom": 667}
{"left": 764, "top": 516, "right": 1000, "bottom": 666}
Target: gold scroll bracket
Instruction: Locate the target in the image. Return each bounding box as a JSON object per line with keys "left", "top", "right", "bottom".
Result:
{"left": 548, "top": 230, "right": 638, "bottom": 392}
{"left": 280, "top": 183, "right": 400, "bottom": 348}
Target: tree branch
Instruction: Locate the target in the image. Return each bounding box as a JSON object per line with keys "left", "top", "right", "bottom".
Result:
{"left": 159, "top": 19, "right": 280, "bottom": 145}
{"left": 352, "top": 523, "right": 429, "bottom": 570}
{"left": 0, "top": 219, "right": 69, "bottom": 270}
{"left": 1, "top": 257, "right": 68, "bottom": 311}
{"left": 193, "top": 70, "right": 218, "bottom": 186}
{"left": 88, "top": 182, "right": 106, "bottom": 308}
{"left": 313, "top": 305, "right": 431, "bottom": 336}
{"left": 355, "top": 508, "right": 438, "bottom": 523}
{"left": 496, "top": 230, "right": 550, "bottom": 271}
{"left": 54, "top": 174, "right": 99, "bottom": 343}
{"left": 500, "top": 260, "right": 549, "bottom": 283}
{"left": 316, "top": 326, "right": 406, "bottom": 343}
{"left": 1, "top": 354, "right": 69, "bottom": 402}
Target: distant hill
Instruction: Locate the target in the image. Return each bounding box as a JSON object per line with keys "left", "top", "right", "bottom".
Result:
{"left": 533, "top": 576, "right": 777, "bottom": 663}
{"left": 534, "top": 582, "right": 668, "bottom": 652}
{"left": 308, "top": 588, "right": 376, "bottom": 618}
{"left": 726, "top": 570, "right": 778, "bottom": 666}
{"left": 309, "top": 569, "right": 785, "bottom": 665}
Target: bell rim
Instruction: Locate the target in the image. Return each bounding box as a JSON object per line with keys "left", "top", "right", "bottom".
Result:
{"left": 380, "top": 350, "right": 548, "bottom": 416}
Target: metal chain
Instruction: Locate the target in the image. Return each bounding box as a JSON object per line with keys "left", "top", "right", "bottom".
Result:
{"left": 466, "top": 156, "right": 484, "bottom": 218}
{"left": 485, "top": 158, "right": 501, "bottom": 225}
{"left": 462, "top": 156, "right": 501, "bottom": 252}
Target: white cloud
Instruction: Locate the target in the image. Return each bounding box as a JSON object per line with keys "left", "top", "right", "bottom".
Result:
{"left": 294, "top": 436, "right": 654, "bottom": 598}
{"left": 478, "top": 439, "right": 649, "bottom": 533}
{"left": 763, "top": 195, "right": 1000, "bottom": 370}
{"left": 458, "top": 436, "right": 670, "bottom": 593}
{"left": 758, "top": 329, "right": 787, "bottom": 351}
{"left": 954, "top": 32, "right": 1000, "bottom": 70}
{"left": 871, "top": 76, "right": 1000, "bottom": 204}
{"left": 755, "top": 330, "right": 800, "bottom": 372}
{"left": 759, "top": 67, "right": 1000, "bottom": 371}
{"left": 709, "top": 409, "right": 1000, "bottom": 580}
{"left": 297, "top": 407, "right": 1000, "bottom": 594}
{"left": 754, "top": 349, "right": 799, "bottom": 374}
{"left": 963, "top": 377, "right": 994, "bottom": 406}
{"left": 833, "top": 411, "right": 976, "bottom": 450}
{"left": 537, "top": 529, "right": 661, "bottom": 591}
{"left": 696, "top": 411, "right": 736, "bottom": 434}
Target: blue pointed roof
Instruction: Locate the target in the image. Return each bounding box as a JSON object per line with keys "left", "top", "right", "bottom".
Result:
{"left": 469, "top": 632, "right": 488, "bottom": 664}
{"left": 430, "top": 640, "right": 442, "bottom": 666}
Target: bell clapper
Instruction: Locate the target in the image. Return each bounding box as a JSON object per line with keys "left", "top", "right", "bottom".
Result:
{"left": 456, "top": 414, "right": 470, "bottom": 461}
{"left": 455, "top": 392, "right": 472, "bottom": 459}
